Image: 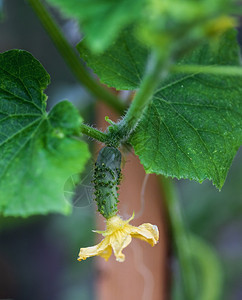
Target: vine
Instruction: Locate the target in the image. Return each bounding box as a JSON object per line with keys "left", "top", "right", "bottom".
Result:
{"left": 0, "top": 0, "right": 241, "bottom": 299}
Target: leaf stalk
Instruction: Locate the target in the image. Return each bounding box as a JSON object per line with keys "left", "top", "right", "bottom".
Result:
{"left": 80, "top": 124, "right": 108, "bottom": 143}
{"left": 107, "top": 51, "right": 173, "bottom": 146}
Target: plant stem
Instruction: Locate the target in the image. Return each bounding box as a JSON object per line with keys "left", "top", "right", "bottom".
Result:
{"left": 172, "top": 64, "right": 242, "bottom": 76}
{"left": 27, "top": 0, "right": 126, "bottom": 115}
{"left": 80, "top": 124, "right": 108, "bottom": 143}
{"left": 112, "top": 52, "right": 172, "bottom": 144}
{"left": 160, "top": 177, "right": 197, "bottom": 300}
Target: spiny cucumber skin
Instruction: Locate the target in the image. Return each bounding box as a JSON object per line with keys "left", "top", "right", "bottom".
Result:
{"left": 93, "top": 147, "right": 121, "bottom": 219}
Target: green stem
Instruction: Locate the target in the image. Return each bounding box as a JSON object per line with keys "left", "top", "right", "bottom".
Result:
{"left": 160, "top": 177, "right": 197, "bottom": 300}
{"left": 80, "top": 124, "right": 108, "bottom": 143}
{"left": 122, "top": 52, "right": 170, "bottom": 131}
{"left": 171, "top": 64, "right": 242, "bottom": 76}
{"left": 27, "top": 0, "right": 126, "bottom": 115}
{"left": 109, "top": 52, "right": 172, "bottom": 146}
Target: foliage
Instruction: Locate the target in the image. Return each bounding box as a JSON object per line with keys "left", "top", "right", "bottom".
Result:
{"left": 78, "top": 29, "right": 242, "bottom": 189}
{"left": 131, "top": 30, "right": 242, "bottom": 189}
{"left": 0, "top": 0, "right": 241, "bottom": 242}
{"left": 77, "top": 28, "right": 148, "bottom": 90}
{"left": 1, "top": 0, "right": 242, "bottom": 299}
{"left": 46, "top": 0, "right": 145, "bottom": 52}
{"left": 0, "top": 50, "right": 90, "bottom": 216}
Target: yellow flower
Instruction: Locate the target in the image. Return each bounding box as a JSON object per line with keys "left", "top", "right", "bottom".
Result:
{"left": 77, "top": 213, "right": 159, "bottom": 262}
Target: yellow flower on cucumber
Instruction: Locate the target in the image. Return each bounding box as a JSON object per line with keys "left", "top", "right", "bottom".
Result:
{"left": 78, "top": 213, "right": 159, "bottom": 262}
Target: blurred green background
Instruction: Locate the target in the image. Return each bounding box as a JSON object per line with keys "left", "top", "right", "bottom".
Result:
{"left": 172, "top": 148, "right": 242, "bottom": 300}
{"left": 0, "top": 1, "right": 241, "bottom": 299}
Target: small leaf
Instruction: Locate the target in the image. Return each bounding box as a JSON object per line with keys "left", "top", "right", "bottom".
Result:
{"left": 131, "top": 30, "right": 242, "bottom": 189}
{"left": 77, "top": 28, "right": 148, "bottom": 90}
{"left": 0, "top": 50, "right": 90, "bottom": 216}
{"left": 46, "top": 0, "right": 145, "bottom": 52}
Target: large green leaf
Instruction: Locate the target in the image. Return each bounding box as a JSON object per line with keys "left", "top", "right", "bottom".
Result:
{"left": 0, "top": 50, "right": 90, "bottom": 216}
{"left": 46, "top": 0, "right": 145, "bottom": 53}
{"left": 131, "top": 30, "right": 242, "bottom": 189}
{"left": 77, "top": 28, "right": 148, "bottom": 90}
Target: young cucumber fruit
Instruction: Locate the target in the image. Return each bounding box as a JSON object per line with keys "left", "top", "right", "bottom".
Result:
{"left": 93, "top": 147, "right": 122, "bottom": 219}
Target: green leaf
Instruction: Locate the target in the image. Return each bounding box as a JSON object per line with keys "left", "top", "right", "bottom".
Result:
{"left": 0, "top": 50, "right": 90, "bottom": 216}
{"left": 131, "top": 30, "right": 242, "bottom": 189}
{"left": 77, "top": 28, "right": 148, "bottom": 90}
{"left": 46, "top": 0, "right": 145, "bottom": 53}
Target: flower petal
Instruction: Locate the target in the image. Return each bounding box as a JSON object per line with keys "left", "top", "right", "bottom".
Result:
{"left": 131, "top": 223, "right": 159, "bottom": 246}
{"left": 99, "top": 245, "right": 113, "bottom": 261}
{"left": 110, "top": 232, "right": 132, "bottom": 262}
{"left": 124, "top": 212, "right": 135, "bottom": 224}
{"left": 77, "top": 238, "right": 110, "bottom": 261}
{"left": 78, "top": 214, "right": 159, "bottom": 263}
